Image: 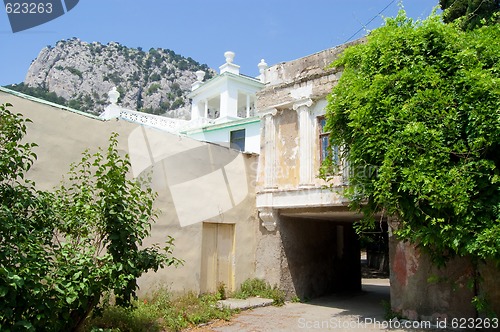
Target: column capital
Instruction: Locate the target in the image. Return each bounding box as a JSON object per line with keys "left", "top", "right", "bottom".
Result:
{"left": 292, "top": 98, "right": 313, "bottom": 111}
{"left": 259, "top": 208, "right": 279, "bottom": 232}
{"left": 258, "top": 107, "right": 278, "bottom": 118}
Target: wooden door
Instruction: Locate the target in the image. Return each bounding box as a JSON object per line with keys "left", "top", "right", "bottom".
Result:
{"left": 201, "top": 223, "right": 234, "bottom": 293}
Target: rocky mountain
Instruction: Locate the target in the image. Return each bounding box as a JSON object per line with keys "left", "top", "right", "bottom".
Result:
{"left": 7, "top": 38, "right": 215, "bottom": 118}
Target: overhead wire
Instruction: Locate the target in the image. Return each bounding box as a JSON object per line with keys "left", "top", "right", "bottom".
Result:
{"left": 343, "top": 0, "right": 397, "bottom": 43}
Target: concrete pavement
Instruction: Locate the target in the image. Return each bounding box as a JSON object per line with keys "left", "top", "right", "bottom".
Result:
{"left": 190, "top": 279, "right": 449, "bottom": 332}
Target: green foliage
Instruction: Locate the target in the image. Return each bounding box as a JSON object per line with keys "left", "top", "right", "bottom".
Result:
{"left": 440, "top": 0, "right": 499, "bottom": 30}
{"left": 381, "top": 300, "right": 403, "bottom": 320}
{"left": 68, "top": 98, "right": 82, "bottom": 110}
{"left": 171, "top": 98, "right": 184, "bottom": 110}
{"left": 66, "top": 66, "right": 83, "bottom": 79}
{"left": 0, "top": 104, "right": 55, "bottom": 331}
{"left": 323, "top": 11, "right": 500, "bottom": 266}
{"left": 0, "top": 105, "right": 180, "bottom": 331}
{"left": 232, "top": 278, "right": 285, "bottom": 306}
{"left": 143, "top": 107, "right": 163, "bottom": 116}
{"left": 146, "top": 83, "right": 161, "bottom": 96}
{"left": 149, "top": 73, "right": 161, "bottom": 82}
{"left": 116, "top": 86, "right": 126, "bottom": 104}
{"left": 4, "top": 83, "right": 67, "bottom": 105}
{"left": 103, "top": 72, "right": 123, "bottom": 86}
{"left": 86, "top": 304, "right": 162, "bottom": 332}
{"left": 55, "top": 133, "right": 181, "bottom": 308}
{"left": 86, "top": 290, "right": 233, "bottom": 332}
{"left": 217, "top": 282, "right": 227, "bottom": 300}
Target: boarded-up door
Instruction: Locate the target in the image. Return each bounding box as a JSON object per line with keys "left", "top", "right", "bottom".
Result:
{"left": 201, "top": 223, "right": 235, "bottom": 293}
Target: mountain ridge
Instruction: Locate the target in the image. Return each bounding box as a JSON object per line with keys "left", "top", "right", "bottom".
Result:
{"left": 5, "top": 38, "right": 215, "bottom": 119}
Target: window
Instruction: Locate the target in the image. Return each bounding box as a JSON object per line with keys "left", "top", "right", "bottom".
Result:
{"left": 230, "top": 129, "right": 245, "bottom": 151}
{"left": 318, "top": 116, "right": 338, "bottom": 164}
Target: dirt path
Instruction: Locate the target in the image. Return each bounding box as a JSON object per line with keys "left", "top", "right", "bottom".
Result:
{"left": 188, "top": 279, "right": 446, "bottom": 332}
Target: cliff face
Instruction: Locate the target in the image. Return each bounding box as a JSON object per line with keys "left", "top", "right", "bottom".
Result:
{"left": 23, "top": 38, "right": 214, "bottom": 118}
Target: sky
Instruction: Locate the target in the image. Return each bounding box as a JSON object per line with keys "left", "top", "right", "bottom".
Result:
{"left": 0, "top": 0, "right": 440, "bottom": 86}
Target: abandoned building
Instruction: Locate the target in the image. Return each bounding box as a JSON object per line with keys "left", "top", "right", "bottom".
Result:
{"left": 1, "top": 40, "right": 499, "bottom": 322}
{"left": 254, "top": 41, "right": 365, "bottom": 299}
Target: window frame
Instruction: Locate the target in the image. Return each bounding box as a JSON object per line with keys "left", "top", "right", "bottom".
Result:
{"left": 318, "top": 116, "right": 338, "bottom": 164}
{"left": 230, "top": 128, "right": 246, "bottom": 151}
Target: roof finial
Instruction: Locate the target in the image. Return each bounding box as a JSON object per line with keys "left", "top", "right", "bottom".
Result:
{"left": 258, "top": 59, "right": 268, "bottom": 83}
{"left": 224, "top": 51, "right": 235, "bottom": 64}
{"left": 108, "top": 87, "right": 119, "bottom": 105}
{"left": 195, "top": 70, "right": 205, "bottom": 82}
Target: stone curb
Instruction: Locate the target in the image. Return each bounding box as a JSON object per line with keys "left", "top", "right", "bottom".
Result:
{"left": 216, "top": 297, "right": 275, "bottom": 310}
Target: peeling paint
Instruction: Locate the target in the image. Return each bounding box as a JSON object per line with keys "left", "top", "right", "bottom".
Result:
{"left": 392, "top": 241, "right": 420, "bottom": 287}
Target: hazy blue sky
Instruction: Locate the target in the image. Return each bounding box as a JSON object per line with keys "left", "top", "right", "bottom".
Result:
{"left": 0, "top": 0, "right": 440, "bottom": 86}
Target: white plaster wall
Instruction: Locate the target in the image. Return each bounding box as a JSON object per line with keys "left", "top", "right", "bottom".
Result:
{"left": 1, "top": 90, "right": 259, "bottom": 297}
{"left": 187, "top": 121, "right": 260, "bottom": 154}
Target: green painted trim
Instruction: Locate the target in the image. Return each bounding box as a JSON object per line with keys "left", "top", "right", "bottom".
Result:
{"left": 181, "top": 117, "right": 261, "bottom": 135}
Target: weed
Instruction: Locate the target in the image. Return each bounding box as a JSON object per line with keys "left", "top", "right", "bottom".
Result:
{"left": 381, "top": 300, "right": 403, "bottom": 321}
{"left": 217, "top": 282, "right": 227, "bottom": 300}
{"left": 232, "top": 278, "right": 286, "bottom": 306}
{"left": 85, "top": 289, "right": 234, "bottom": 332}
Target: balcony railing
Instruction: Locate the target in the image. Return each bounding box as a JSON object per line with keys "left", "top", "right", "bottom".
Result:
{"left": 119, "top": 109, "right": 188, "bottom": 132}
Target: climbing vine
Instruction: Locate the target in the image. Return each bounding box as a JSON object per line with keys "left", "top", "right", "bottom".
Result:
{"left": 323, "top": 11, "right": 500, "bottom": 266}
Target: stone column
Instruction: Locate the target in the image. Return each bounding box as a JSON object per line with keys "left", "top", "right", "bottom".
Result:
{"left": 293, "top": 99, "right": 314, "bottom": 188}
{"left": 262, "top": 108, "right": 278, "bottom": 190}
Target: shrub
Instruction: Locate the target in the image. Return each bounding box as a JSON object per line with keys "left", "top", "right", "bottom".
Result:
{"left": 0, "top": 105, "right": 180, "bottom": 331}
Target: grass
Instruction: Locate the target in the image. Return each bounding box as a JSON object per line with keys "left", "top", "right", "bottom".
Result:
{"left": 231, "top": 278, "right": 286, "bottom": 306}
{"left": 84, "top": 290, "right": 233, "bottom": 332}
{"left": 84, "top": 279, "right": 286, "bottom": 331}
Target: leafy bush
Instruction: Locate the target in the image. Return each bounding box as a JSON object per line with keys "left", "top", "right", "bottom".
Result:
{"left": 323, "top": 10, "right": 500, "bottom": 266}
{"left": 0, "top": 104, "right": 180, "bottom": 331}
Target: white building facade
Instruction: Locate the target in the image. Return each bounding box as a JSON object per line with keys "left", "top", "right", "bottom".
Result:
{"left": 181, "top": 51, "right": 266, "bottom": 154}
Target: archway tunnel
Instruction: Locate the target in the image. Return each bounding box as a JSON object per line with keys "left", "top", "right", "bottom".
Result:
{"left": 276, "top": 208, "right": 389, "bottom": 301}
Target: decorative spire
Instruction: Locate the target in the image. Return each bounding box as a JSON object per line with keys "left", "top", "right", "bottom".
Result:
{"left": 224, "top": 51, "right": 235, "bottom": 64}
{"left": 195, "top": 70, "right": 205, "bottom": 82}
{"left": 108, "top": 87, "right": 119, "bottom": 105}
{"left": 220, "top": 51, "right": 240, "bottom": 75}
{"left": 258, "top": 59, "right": 268, "bottom": 83}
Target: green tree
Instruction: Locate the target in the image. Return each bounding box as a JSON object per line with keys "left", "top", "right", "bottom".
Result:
{"left": 323, "top": 11, "right": 500, "bottom": 267}
{"left": 4, "top": 83, "right": 68, "bottom": 106}
{"left": 440, "top": 0, "right": 499, "bottom": 30}
{"left": 0, "top": 104, "right": 180, "bottom": 331}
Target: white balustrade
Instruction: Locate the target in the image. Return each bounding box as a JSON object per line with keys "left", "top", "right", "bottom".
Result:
{"left": 119, "top": 109, "right": 188, "bottom": 132}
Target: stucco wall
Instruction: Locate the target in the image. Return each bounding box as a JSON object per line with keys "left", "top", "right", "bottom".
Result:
{"left": 254, "top": 41, "right": 366, "bottom": 301}
{"left": 257, "top": 38, "right": 365, "bottom": 112}
{"left": 1, "top": 90, "right": 258, "bottom": 296}
{"left": 274, "top": 109, "right": 299, "bottom": 188}
{"left": 389, "top": 235, "right": 500, "bottom": 321}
